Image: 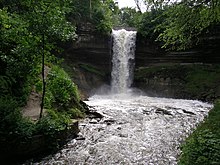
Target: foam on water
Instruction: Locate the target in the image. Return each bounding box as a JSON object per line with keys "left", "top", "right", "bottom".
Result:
{"left": 30, "top": 29, "right": 213, "bottom": 164}
{"left": 34, "top": 95, "right": 212, "bottom": 165}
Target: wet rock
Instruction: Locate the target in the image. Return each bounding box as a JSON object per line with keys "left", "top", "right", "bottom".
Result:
{"left": 155, "top": 108, "right": 173, "bottom": 115}
{"left": 87, "top": 110, "right": 104, "bottom": 119}
{"left": 118, "top": 133, "right": 128, "bottom": 138}
{"left": 182, "top": 109, "right": 196, "bottom": 115}
{"left": 142, "top": 109, "right": 150, "bottom": 115}
{"left": 89, "top": 119, "right": 98, "bottom": 124}
{"left": 76, "top": 136, "right": 86, "bottom": 140}
{"left": 104, "top": 119, "right": 116, "bottom": 124}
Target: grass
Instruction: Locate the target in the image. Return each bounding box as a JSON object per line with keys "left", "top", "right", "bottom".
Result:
{"left": 185, "top": 65, "right": 220, "bottom": 100}
{"left": 179, "top": 100, "right": 220, "bottom": 165}
{"left": 134, "top": 64, "right": 220, "bottom": 101}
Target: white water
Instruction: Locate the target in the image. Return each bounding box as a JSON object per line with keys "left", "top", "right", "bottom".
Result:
{"left": 111, "top": 29, "right": 137, "bottom": 94}
{"left": 34, "top": 95, "right": 212, "bottom": 165}
{"left": 31, "top": 30, "right": 213, "bottom": 164}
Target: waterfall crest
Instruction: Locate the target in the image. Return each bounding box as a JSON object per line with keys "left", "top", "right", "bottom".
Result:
{"left": 111, "top": 29, "right": 137, "bottom": 94}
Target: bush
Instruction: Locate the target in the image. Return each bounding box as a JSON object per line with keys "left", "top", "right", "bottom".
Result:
{"left": 35, "top": 109, "right": 70, "bottom": 136}
{"left": 44, "top": 65, "right": 85, "bottom": 119}
{"left": 0, "top": 65, "right": 85, "bottom": 154}
{"left": 34, "top": 109, "right": 71, "bottom": 149}
{"left": 69, "top": 108, "right": 85, "bottom": 119}
{"left": 179, "top": 100, "right": 220, "bottom": 165}
{"left": 0, "top": 97, "right": 35, "bottom": 140}
{"left": 45, "top": 65, "right": 80, "bottom": 110}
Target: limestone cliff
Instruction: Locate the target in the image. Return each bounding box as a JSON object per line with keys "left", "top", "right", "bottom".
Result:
{"left": 62, "top": 24, "right": 220, "bottom": 100}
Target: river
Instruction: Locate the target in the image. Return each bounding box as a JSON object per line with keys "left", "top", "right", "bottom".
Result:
{"left": 33, "top": 93, "right": 212, "bottom": 164}
{"left": 29, "top": 29, "right": 213, "bottom": 164}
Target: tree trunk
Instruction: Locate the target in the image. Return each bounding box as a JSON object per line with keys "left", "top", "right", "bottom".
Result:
{"left": 40, "top": 32, "right": 45, "bottom": 119}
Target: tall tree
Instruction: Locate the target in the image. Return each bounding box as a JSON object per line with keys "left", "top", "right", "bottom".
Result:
{"left": 134, "top": 0, "right": 143, "bottom": 12}
{"left": 0, "top": 0, "right": 76, "bottom": 110}
{"left": 156, "top": 0, "right": 220, "bottom": 50}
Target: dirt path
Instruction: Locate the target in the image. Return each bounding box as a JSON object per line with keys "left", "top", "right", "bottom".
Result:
{"left": 22, "top": 91, "right": 42, "bottom": 121}
{"left": 22, "top": 66, "right": 50, "bottom": 121}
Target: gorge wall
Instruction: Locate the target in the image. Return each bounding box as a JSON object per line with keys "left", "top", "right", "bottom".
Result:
{"left": 62, "top": 23, "right": 220, "bottom": 100}
{"left": 62, "top": 23, "right": 111, "bottom": 98}
{"left": 64, "top": 23, "right": 112, "bottom": 73}
{"left": 135, "top": 31, "right": 220, "bottom": 67}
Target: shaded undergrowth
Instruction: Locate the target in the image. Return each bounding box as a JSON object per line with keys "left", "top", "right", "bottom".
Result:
{"left": 179, "top": 100, "right": 220, "bottom": 165}
{"left": 134, "top": 64, "right": 220, "bottom": 101}
{"left": 0, "top": 64, "right": 85, "bottom": 161}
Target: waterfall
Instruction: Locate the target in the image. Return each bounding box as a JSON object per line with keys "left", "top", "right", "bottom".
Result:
{"left": 111, "top": 29, "right": 137, "bottom": 94}
{"left": 32, "top": 29, "right": 213, "bottom": 165}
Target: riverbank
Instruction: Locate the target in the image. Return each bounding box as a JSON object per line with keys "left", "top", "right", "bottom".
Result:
{"left": 0, "top": 65, "right": 87, "bottom": 164}
{"left": 30, "top": 94, "right": 212, "bottom": 164}
{"left": 179, "top": 100, "right": 220, "bottom": 165}
{"left": 0, "top": 120, "right": 79, "bottom": 164}
{"left": 134, "top": 64, "right": 220, "bottom": 102}
{"left": 133, "top": 63, "right": 220, "bottom": 164}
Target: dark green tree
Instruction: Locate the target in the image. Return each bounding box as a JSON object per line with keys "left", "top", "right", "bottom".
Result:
{"left": 118, "top": 7, "right": 142, "bottom": 27}
{"left": 0, "top": 0, "right": 76, "bottom": 116}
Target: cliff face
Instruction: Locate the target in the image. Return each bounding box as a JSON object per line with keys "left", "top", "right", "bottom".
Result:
{"left": 62, "top": 23, "right": 111, "bottom": 98}
{"left": 63, "top": 24, "right": 220, "bottom": 99}
{"left": 135, "top": 32, "right": 220, "bottom": 67}
{"left": 64, "top": 23, "right": 112, "bottom": 73}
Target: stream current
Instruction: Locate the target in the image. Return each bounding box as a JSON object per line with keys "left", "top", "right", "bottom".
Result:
{"left": 32, "top": 29, "right": 213, "bottom": 164}
{"left": 35, "top": 94, "right": 212, "bottom": 165}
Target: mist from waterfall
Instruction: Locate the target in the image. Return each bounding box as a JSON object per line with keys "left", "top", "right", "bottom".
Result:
{"left": 111, "top": 29, "right": 137, "bottom": 94}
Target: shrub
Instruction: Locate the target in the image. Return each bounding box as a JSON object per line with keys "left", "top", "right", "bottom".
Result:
{"left": 35, "top": 109, "right": 70, "bottom": 136}
{"left": 45, "top": 65, "right": 80, "bottom": 110}
{"left": 69, "top": 108, "right": 85, "bottom": 119}
{"left": 179, "top": 100, "right": 220, "bottom": 165}
{"left": 0, "top": 97, "right": 35, "bottom": 140}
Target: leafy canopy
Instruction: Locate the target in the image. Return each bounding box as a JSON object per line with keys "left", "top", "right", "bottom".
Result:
{"left": 138, "top": 0, "right": 220, "bottom": 50}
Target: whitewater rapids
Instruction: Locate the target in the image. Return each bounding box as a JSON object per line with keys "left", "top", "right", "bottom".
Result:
{"left": 35, "top": 94, "right": 212, "bottom": 165}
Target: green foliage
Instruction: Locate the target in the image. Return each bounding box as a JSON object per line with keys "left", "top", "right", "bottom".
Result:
{"left": 70, "top": 0, "right": 91, "bottom": 21}
{"left": 34, "top": 109, "right": 71, "bottom": 149}
{"left": 0, "top": 8, "right": 39, "bottom": 103}
{"left": 91, "top": 0, "right": 116, "bottom": 33}
{"left": 36, "top": 109, "right": 70, "bottom": 136}
{"left": 185, "top": 67, "right": 220, "bottom": 98}
{"left": 69, "top": 108, "right": 85, "bottom": 119}
{"left": 0, "top": 0, "right": 76, "bottom": 105}
{"left": 117, "top": 7, "right": 142, "bottom": 28}
{"left": 71, "top": 0, "right": 118, "bottom": 33}
{"left": 0, "top": 0, "right": 82, "bottom": 151}
{"left": 158, "top": 0, "right": 220, "bottom": 50}
{"left": 179, "top": 101, "right": 220, "bottom": 165}
{"left": 0, "top": 97, "right": 35, "bottom": 139}
{"left": 45, "top": 65, "right": 82, "bottom": 113}
{"left": 138, "top": 9, "right": 165, "bottom": 39}
{"left": 138, "top": 0, "right": 220, "bottom": 50}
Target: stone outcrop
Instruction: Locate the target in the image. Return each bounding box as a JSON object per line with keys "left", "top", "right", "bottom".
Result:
{"left": 62, "top": 23, "right": 220, "bottom": 100}
{"left": 61, "top": 23, "right": 111, "bottom": 98}
{"left": 64, "top": 23, "right": 112, "bottom": 73}
{"left": 1, "top": 121, "right": 79, "bottom": 163}
{"left": 62, "top": 62, "right": 110, "bottom": 99}
{"left": 135, "top": 30, "right": 220, "bottom": 67}
{"left": 134, "top": 64, "right": 220, "bottom": 102}
{"left": 134, "top": 26, "right": 220, "bottom": 101}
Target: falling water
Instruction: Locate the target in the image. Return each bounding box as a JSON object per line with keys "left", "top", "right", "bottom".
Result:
{"left": 111, "top": 29, "right": 137, "bottom": 94}
{"left": 28, "top": 29, "right": 213, "bottom": 165}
